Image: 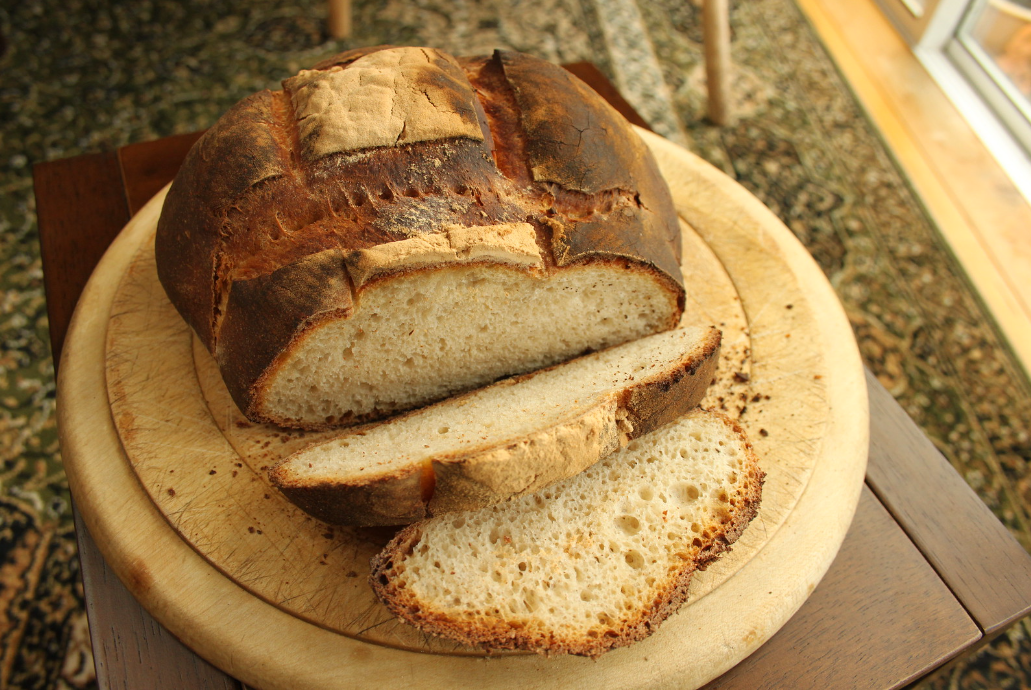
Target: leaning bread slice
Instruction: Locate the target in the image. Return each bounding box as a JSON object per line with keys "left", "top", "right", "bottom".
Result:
{"left": 270, "top": 326, "right": 720, "bottom": 526}
{"left": 369, "top": 409, "right": 763, "bottom": 657}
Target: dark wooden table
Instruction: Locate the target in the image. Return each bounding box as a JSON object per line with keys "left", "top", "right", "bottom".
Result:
{"left": 34, "top": 64, "right": 1031, "bottom": 690}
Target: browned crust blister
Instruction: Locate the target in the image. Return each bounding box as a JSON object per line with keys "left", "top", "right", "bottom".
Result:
{"left": 368, "top": 414, "right": 764, "bottom": 658}
{"left": 155, "top": 46, "right": 686, "bottom": 429}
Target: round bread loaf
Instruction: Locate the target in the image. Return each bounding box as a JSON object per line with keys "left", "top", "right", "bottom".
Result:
{"left": 155, "top": 46, "right": 686, "bottom": 430}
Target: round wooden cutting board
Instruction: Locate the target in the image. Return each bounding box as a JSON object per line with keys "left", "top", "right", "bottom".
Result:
{"left": 58, "top": 129, "right": 868, "bottom": 690}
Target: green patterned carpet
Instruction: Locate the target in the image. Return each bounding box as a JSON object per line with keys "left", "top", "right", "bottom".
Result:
{"left": 1, "top": 0, "right": 1030, "bottom": 687}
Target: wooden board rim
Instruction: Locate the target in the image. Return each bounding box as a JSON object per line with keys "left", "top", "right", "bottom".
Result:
{"left": 57, "top": 131, "right": 868, "bottom": 689}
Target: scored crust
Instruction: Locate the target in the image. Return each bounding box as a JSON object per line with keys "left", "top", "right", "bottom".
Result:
{"left": 368, "top": 411, "right": 764, "bottom": 657}
{"left": 155, "top": 46, "right": 687, "bottom": 430}
{"left": 269, "top": 327, "right": 721, "bottom": 526}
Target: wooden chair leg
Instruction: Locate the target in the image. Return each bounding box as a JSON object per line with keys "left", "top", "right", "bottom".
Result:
{"left": 327, "top": 0, "right": 352, "bottom": 39}
{"left": 703, "top": 0, "right": 731, "bottom": 125}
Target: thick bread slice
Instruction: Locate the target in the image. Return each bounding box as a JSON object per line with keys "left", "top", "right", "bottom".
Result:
{"left": 270, "top": 326, "right": 720, "bottom": 526}
{"left": 369, "top": 409, "right": 763, "bottom": 657}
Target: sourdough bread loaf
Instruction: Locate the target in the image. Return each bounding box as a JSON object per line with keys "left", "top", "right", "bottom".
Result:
{"left": 270, "top": 326, "right": 720, "bottom": 525}
{"left": 155, "top": 46, "right": 686, "bottom": 430}
{"left": 369, "top": 408, "right": 763, "bottom": 657}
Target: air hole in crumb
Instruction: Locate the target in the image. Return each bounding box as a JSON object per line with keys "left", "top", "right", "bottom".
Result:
{"left": 624, "top": 550, "right": 644, "bottom": 569}
{"left": 615, "top": 515, "right": 641, "bottom": 535}
{"left": 438, "top": 426, "right": 449, "bottom": 434}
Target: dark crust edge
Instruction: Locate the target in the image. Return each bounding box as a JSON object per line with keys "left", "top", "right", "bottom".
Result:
{"left": 423, "top": 327, "right": 720, "bottom": 516}
{"left": 269, "top": 462, "right": 428, "bottom": 527}
{"left": 621, "top": 327, "right": 720, "bottom": 437}
{"left": 367, "top": 412, "right": 765, "bottom": 657}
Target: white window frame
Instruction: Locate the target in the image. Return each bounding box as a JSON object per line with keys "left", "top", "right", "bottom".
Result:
{"left": 877, "top": 0, "right": 1031, "bottom": 201}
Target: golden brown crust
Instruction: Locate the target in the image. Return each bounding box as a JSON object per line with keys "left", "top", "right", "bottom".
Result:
{"left": 622, "top": 332, "right": 721, "bottom": 437}
{"left": 496, "top": 50, "right": 684, "bottom": 294}
{"left": 155, "top": 89, "right": 291, "bottom": 350}
{"left": 155, "top": 46, "right": 686, "bottom": 428}
{"left": 368, "top": 413, "right": 764, "bottom": 657}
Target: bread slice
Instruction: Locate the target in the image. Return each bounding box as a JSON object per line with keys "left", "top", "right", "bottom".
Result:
{"left": 369, "top": 409, "right": 763, "bottom": 657}
{"left": 270, "top": 326, "right": 720, "bottom": 526}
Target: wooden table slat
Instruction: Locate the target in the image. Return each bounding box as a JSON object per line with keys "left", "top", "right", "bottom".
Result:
{"left": 703, "top": 486, "right": 981, "bottom": 690}
{"left": 33, "top": 151, "right": 131, "bottom": 365}
{"left": 865, "top": 369, "right": 1031, "bottom": 636}
{"left": 118, "top": 132, "right": 203, "bottom": 216}
{"left": 74, "top": 510, "right": 242, "bottom": 690}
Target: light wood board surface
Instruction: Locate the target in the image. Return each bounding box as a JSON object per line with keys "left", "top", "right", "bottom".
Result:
{"left": 57, "top": 130, "right": 868, "bottom": 689}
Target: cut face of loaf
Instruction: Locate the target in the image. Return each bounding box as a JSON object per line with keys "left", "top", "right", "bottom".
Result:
{"left": 259, "top": 262, "right": 680, "bottom": 427}
{"left": 270, "top": 326, "right": 720, "bottom": 526}
{"left": 369, "top": 409, "right": 764, "bottom": 657}
{"left": 155, "top": 46, "right": 685, "bottom": 430}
